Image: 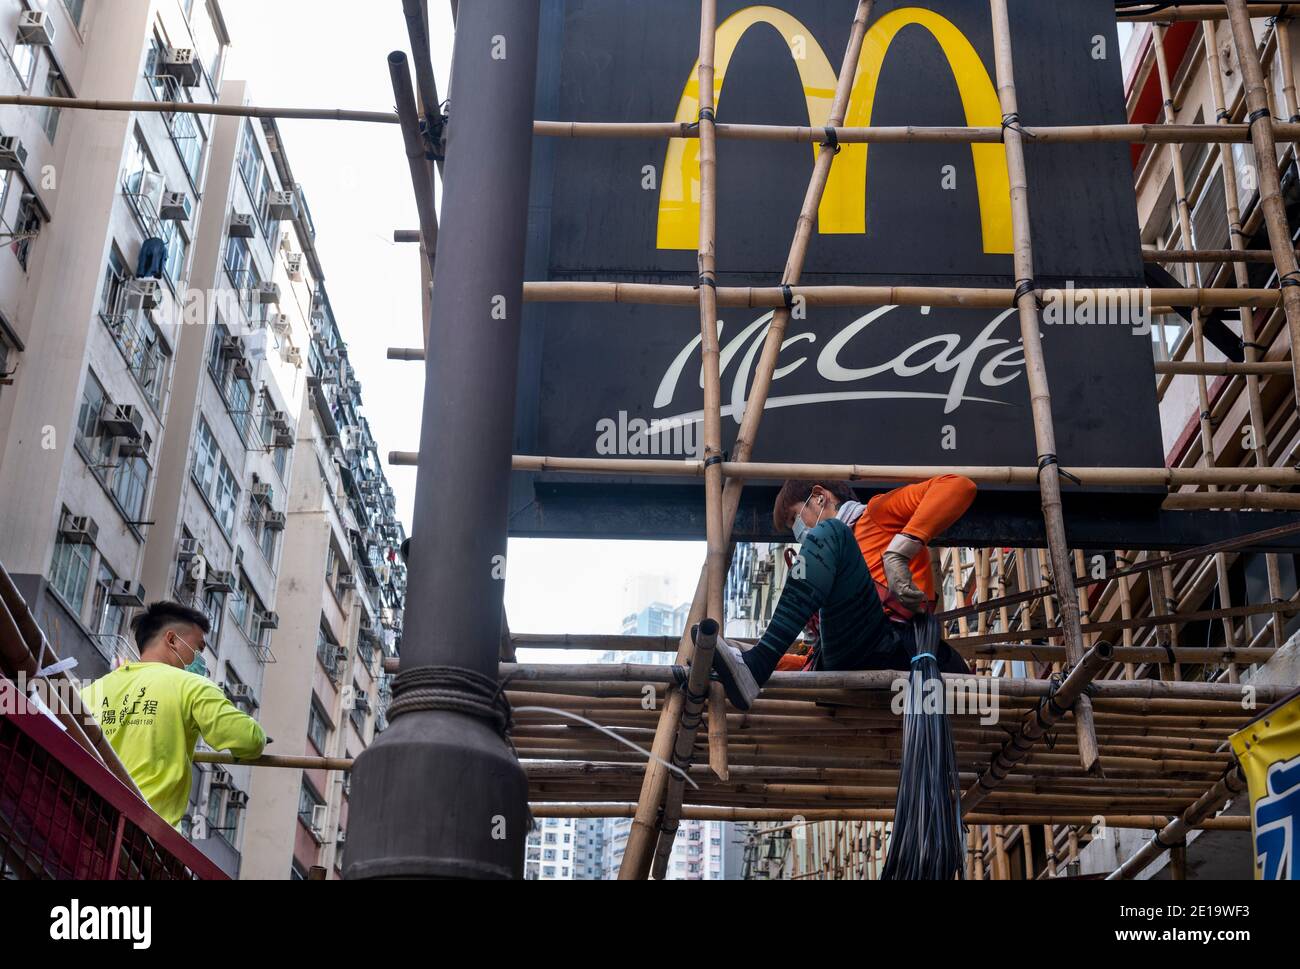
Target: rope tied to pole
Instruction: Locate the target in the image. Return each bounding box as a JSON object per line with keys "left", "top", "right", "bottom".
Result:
{"left": 1037, "top": 453, "right": 1082, "bottom": 486}
{"left": 387, "top": 665, "right": 513, "bottom": 736}
{"left": 1000, "top": 112, "right": 1035, "bottom": 140}
{"left": 1012, "top": 277, "right": 1041, "bottom": 310}
{"left": 820, "top": 125, "right": 841, "bottom": 154}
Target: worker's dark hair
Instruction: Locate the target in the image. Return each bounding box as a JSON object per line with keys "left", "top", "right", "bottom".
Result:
{"left": 772, "top": 480, "right": 858, "bottom": 532}
{"left": 130, "top": 600, "right": 211, "bottom": 651}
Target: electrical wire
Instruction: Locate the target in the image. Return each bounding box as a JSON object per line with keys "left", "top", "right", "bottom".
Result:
{"left": 881, "top": 612, "right": 966, "bottom": 880}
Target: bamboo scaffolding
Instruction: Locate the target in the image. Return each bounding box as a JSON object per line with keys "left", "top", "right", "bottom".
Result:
{"left": 1153, "top": 23, "right": 1241, "bottom": 675}
{"left": 1210, "top": 18, "right": 1291, "bottom": 648}
{"left": 622, "top": 0, "right": 877, "bottom": 879}
{"left": 1226, "top": 0, "right": 1300, "bottom": 410}
{"left": 641, "top": 0, "right": 728, "bottom": 881}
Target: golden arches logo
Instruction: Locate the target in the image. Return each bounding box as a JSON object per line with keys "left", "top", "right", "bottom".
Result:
{"left": 656, "top": 5, "right": 1012, "bottom": 254}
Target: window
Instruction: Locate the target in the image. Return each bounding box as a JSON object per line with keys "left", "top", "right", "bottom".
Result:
{"left": 113, "top": 454, "right": 149, "bottom": 521}
{"left": 297, "top": 780, "right": 324, "bottom": 828}
{"left": 160, "top": 218, "right": 188, "bottom": 286}
{"left": 99, "top": 247, "right": 129, "bottom": 318}
{"left": 201, "top": 588, "right": 224, "bottom": 642}
{"left": 3, "top": 31, "right": 37, "bottom": 89}
{"left": 62, "top": 0, "right": 86, "bottom": 28}
{"left": 192, "top": 419, "right": 238, "bottom": 533}
{"left": 11, "top": 195, "right": 40, "bottom": 271}
{"left": 40, "top": 69, "right": 70, "bottom": 142}
{"left": 307, "top": 699, "right": 329, "bottom": 753}
{"left": 123, "top": 130, "right": 161, "bottom": 220}
{"left": 49, "top": 529, "right": 93, "bottom": 615}
{"left": 74, "top": 372, "right": 113, "bottom": 467}
{"left": 90, "top": 559, "right": 124, "bottom": 637}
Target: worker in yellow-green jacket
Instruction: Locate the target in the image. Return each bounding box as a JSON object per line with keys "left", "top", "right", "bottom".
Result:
{"left": 80, "top": 600, "right": 266, "bottom": 826}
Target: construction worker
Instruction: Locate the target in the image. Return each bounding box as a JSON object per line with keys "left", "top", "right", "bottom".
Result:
{"left": 711, "top": 475, "right": 977, "bottom": 710}
{"left": 80, "top": 601, "right": 266, "bottom": 826}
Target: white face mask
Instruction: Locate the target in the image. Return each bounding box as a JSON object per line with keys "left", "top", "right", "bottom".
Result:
{"left": 791, "top": 493, "right": 824, "bottom": 543}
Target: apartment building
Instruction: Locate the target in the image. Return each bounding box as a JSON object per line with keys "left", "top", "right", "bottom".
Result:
{"left": 0, "top": 0, "right": 229, "bottom": 679}
{"left": 0, "top": 0, "right": 406, "bottom": 880}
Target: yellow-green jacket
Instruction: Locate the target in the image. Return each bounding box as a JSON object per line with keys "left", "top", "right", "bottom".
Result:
{"left": 81, "top": 661, "right": 266, "bottom": 825}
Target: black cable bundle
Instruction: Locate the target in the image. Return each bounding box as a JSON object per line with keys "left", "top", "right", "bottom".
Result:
{"left": 881, "top": 611, "right": 966, "bottom": 880}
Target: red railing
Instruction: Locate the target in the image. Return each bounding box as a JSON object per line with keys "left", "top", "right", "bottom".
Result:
{"left": 0, "top": 677, "right": 228, "bottom": 880}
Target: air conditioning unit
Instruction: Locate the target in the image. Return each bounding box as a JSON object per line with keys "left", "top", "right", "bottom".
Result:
{"left": 257, "top": 610, "right": 280, "bottom": 631}
{"left": 256, "top": 282, "right": 280, "bottom": 305}
{"left": 310, "top": 803, "right": 329, "bottom": 839}
{"left": 125, "top": 279, "right": 161, "bottom": 311}
{"left": 160, "top": 47, "right": 201, "bottom": 87}
{"left": 263, "top": 511, "right": 287, "bottom": 531}
{"left": 353, "top": 694, "right": 371, "bottom": 714}
{"left": 100, "top": 404, "right": 144, "bottom": 441}
{"left": 219, "top": 334, "right": 244, "bottom": 358}
{"left": 227, "top": 790, "right": 250, "bottom": 809}
{"left": 178, "top": 538, "right": 204, "bottom": 562}
{"left": 211, "top": 768, "right": 232, "bottom": 789}
{"left": 17, "top": 11, "right": 55, "bottom": 46}
{"left": 335, "top": 827, "right": 346, "bottom": 847}
{"left": 225, "top": 683, "right": 255, "bottom": 705}
{"left": 331, "top": 645, "right": 349, "bottom": 668}
{"left": 267, "top": 311, "right": 289, "bottom": 334}
{"left": 232, "top": 357, "right": 252, "bottom": 380}
{"left": 59, "top": 513, "right": 98, "bottom": 545}
{"left": 107, "top": 580, "right": 146, "bottom": 608}
{"left": 204, "top": 569, "right": 236, "bottom": 594}
{"left": 270, "top": 410, "right": 291, "bottom": 431}
{"left": 228, "top": 212, "right": 255, "bottom": 238}
{"left": 159, "top": 191, "right": 191, "bottom": 221}
{"left": 285, "top": 253, "right": 304, "bottom": 281}
{"left": 337, "top": 573, "right": 356, "bottom": 591}
{"left": 272, "top": 429, "right": 294, "bottom": 448}
{"left": 284, "top": 348, "right": 303, "bottom": 368}
{"left": 267, "top": 190, "right": 298, "bottom": 220}
{"left": 250, "top": 482, "right": 273, "bottom": 503}
{"left": 119, "top": 431, "right": 152, "bottom": 459}
{"left": 0, "top": 136, "right": 28, "bottom": 172}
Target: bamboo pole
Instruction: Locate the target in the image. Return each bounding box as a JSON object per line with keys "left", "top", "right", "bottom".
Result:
{"left": 391, "top": 449, "right": 1300, "bottom": 488}
{"left": 1144, "top": 247, "right": 1298, "bottom": 263}
{"left": 1225, "top": 0, "right": 1300, "bottom": 411}
{"left": 531, "top": 118, "right": 1299, "bottom": 145}
{"left": 1153, "top": 359, "right": 1292, "bottom": 375}
{"left": 990, "top": 0, "right": 1098, "bottom": 772}
{"left": 520, "top": 279, "right": 1281, "bottom": 309}
{"left": 1107, "top": 767, "right": 1247, "bottom": 879}
{"left": 621, "top": 0, "right": 876, "bottom": 879}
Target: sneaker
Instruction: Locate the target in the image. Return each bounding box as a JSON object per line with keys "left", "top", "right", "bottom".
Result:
{"left": 709, "top": 635, "right": 760, "bottom": 711}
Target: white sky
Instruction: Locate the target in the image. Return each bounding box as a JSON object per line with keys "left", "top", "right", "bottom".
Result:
{"left": 221, "top": 1, "right": 705, "bottom": 646}
{"left": 218, "top": 5, "right": 1141, "bottom": 645}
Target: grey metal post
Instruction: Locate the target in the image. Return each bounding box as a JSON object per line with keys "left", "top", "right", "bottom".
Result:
{"left": 345, "top": 0, "right": 540, "bottom": 880}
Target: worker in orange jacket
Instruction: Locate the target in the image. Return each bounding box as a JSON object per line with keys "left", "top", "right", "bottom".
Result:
{"left": 711, "top": 475, "right": 976, "bottom": 710}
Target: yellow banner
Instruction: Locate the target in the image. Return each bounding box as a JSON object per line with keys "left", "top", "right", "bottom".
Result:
{"left": 1230, "top": 690, "right": 1300, "bottom": 880}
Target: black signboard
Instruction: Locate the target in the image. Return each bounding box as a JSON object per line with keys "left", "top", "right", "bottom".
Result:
{"left": 509, "top": 0, "right": 1164, "bottom": 541}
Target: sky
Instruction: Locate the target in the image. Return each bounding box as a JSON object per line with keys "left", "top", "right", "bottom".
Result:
{"left": 218, "top": 4, "right": 1141, "bottom": 644}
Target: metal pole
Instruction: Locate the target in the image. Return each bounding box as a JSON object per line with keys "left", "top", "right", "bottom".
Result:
{"left": 345, "top": 0, "right": 540, "bottom": 880}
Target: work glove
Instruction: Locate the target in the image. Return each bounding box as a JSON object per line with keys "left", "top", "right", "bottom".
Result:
{"left": 881, "top": 533, "right": 928, "bottom": 612}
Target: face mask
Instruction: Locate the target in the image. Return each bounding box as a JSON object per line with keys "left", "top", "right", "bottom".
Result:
{"left": 169, "top": 633, "right": 208, "bottom": 677}
{"left": 791, "top": 493, "right": 824, "bottom": 543}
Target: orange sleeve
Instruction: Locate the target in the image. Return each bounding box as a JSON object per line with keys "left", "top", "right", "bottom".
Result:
{"left": 865, "top": 474, "right": 977, "bottom": 544}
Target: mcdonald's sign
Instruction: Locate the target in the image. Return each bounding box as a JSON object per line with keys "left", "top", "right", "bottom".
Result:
{"left": 511, "top": 0, "right": 1165, "bottom": 541}
{"left": 656, "top": 5, "right": 1012, "bottom": 254}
